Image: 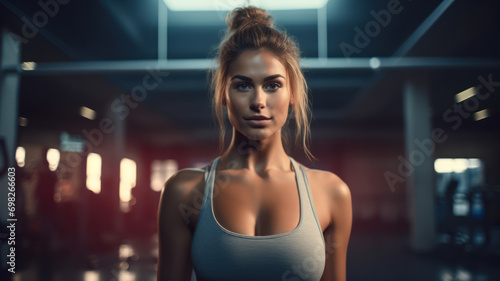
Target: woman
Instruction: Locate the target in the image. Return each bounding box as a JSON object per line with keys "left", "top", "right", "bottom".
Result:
{"left": 157, "top": 6, "right": 352, "bottom": 281}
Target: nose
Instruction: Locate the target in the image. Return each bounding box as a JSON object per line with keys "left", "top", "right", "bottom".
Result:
{"left": 250, "top": 87, "right": 266, "bottom": 111}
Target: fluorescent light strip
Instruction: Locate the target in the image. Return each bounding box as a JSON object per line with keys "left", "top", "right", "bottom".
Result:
{"left": 16, "top": 147, "right": 25, "bottom": 167}
{"left": 120, "top": 158, "right": 137, "bottom": 203}
{"left": 473, "top": 109, "right": 489, "bottom": 121}
{"left": 86, "top": 153, "right": 102, "bottom": 194}
{"left": 163, "top": 0, "right": 329, "bottom": 11}
{"left": 455, "top": 87, "right": 475, "bottom": 103}
{"left": 434, "top": 158, "right": 482, "bottom": 174}
{"left": 21, "top": 62, "right": 36, "bottom": 71}
{"left": 80, "top": 106, "right": 96, "bottom": 120}
{"left": 468, "top": 158, "right": 481, "bottom": 169}
{"left": 369, "top": 57, "right": 380, "bottom": 69}
{"left": 46, "top": 148, "right": 60, "bottom": 171}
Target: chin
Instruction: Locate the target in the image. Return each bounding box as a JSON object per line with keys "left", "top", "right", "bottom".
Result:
{"left": 247, "top": 127, "right": 279, "bottom": 141}
{"left": 250, "top": 133, "right": 267, "bottom": 141}
{"left": 241, "top": 130, "right": 262, "bottom": 140}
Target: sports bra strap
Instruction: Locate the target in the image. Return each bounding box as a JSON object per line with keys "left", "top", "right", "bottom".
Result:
{"left": 203, "top": 163, "right": 210, "bottom": 183}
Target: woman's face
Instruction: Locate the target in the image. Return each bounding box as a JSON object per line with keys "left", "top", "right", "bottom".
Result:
{"left": 224, "top": 49, "right": 292, "bottom": 141}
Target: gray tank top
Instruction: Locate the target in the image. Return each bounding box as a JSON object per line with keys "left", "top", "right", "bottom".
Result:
{"left": 191, "top": 156, "right": 325, "bottom": 281}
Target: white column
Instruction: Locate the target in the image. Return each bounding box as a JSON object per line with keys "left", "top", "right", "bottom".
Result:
{"left": 0, "top": 29, "right": 21, "bottom": 274}
{"left": 403, "top": 76, "right": 436, "bottom": 252}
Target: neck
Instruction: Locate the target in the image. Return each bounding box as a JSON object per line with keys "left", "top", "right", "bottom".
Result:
{"left": 220, "top": 128, "right": 291, "bottom": 173}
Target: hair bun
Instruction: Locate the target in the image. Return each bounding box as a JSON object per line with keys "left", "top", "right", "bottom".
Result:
{"left": 226, "top": 6, "right": 273, "bottom": 32}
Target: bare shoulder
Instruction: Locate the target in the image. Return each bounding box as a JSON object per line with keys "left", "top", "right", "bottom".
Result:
{"left": 302, "top": 166, "right": 352, "bottom": 233}
{"left": 160, "top": 167, "right": 206, "bottom": 200}
{"left": 158, "top": 167, "right": 207, "bottom": 228}
{"left": 157, "top": 167, "right": 207, "bottom": 280}
{"left": 162, "top": 168, "right": 204, "bottom": 197}
{"left": 303, "top": 166, "right": 351, "bottom": 202}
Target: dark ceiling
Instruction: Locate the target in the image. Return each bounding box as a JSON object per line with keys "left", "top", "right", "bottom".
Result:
{"left": 1, "top": 0, "right": 499, "bottom": 147}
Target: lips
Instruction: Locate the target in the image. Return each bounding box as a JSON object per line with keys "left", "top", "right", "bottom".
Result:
{"left": 244, "top": 115, "right": 271, "bottom": 120}
{"left": 245, "top": 115, "right": 271, "bottom": 127}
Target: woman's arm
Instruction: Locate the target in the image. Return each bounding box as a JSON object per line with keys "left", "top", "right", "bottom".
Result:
{"left": 321, "top": 176, "right": 352, "bottom": 281}
{"left": 157, "top": 171, "right": 198, "bottom": 281}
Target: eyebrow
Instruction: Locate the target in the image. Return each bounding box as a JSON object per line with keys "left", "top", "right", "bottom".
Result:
{"left": 230, "top": 74, "right": 286, "bottom": 82}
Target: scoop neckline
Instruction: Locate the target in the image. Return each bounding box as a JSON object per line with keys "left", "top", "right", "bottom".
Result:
{"left": 209, "top": 155, "right": 303, "bottom": 239}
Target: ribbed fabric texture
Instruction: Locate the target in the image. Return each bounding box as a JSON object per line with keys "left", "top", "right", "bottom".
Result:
{"left": 191, "top": 156, "right": 325, "bottom": 281}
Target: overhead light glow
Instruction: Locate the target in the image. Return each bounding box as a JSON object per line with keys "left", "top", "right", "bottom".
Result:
{"left": 453, "top": 159, "right": 469, "bottom": 173}
{"left": 83, "top": 271, "right": 99, "bottom": 281}
{"left": 468, "top": 158, "right": 481, "bottom": 169}
{"left": 117, "top": 271, "right": 136, "bottom": 281}
{"left": 473, "top": 109, "right": 489, "bottom": 121}
{"left": 369, "top": 57, "right": 380, "bottom": 69}
{"left": 434, "top": 158, "right": 483, "bottom": 174}
{"left": 46, "top": 148, "right": 60, "bottom": 171}
{"left": 86, "top": 153, "right": 102, "bottom": 194}
{"left": 162, "top": 0, "right": 329, "bottom": 11}
{"left": 119, "top": 244, "right": 135, "bottom": 259}
{"left": 19, "top": 117, "right": 28, "bottom": 127}
{"left": 455, "top": 87, "right": 475, "bottom": 103}
{"left": 16, "top": 146, "right": 25, "bottom": 167}
{"left": 120, "top": 158, "right": 137, "bottom": 203}
{"left": 21, "top": 62, "right": 36, "bottom": 71}
{"left": 80, "top": 106, "right": 96, "bottom": 120}
{"left": 434, "top": 158, "right": 454, "bottom": 173}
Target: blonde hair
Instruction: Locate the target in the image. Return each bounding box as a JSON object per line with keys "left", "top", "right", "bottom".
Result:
{"left": 209, "top": 6, "right": 316, "bottom": 161}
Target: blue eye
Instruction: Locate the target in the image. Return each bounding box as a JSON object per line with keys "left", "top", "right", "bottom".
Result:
{"left": 266, "top": 82, "right": 282, "bottom": 91}
{"left": 236, "top": 83, "right": 251, "bottom": 91}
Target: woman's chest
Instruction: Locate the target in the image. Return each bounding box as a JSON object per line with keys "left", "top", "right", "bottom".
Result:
{"left": 189, "top": 169, "right": 331, "bottom": 235}
{"left": 212, "top": 171, "right": 301, "bottom": 236}
{"left": 190, "top": 168, "right": 327, "bottom": 281}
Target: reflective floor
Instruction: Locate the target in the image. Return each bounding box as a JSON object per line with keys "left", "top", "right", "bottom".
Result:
{"left": 12, "top": 234, "right": 159, "bottom": 281}
{"left": 11, "top": 230, "right": 500, "bottom": 281}
{"left": 347, "top": 231, "right": 500, "bottom": 281}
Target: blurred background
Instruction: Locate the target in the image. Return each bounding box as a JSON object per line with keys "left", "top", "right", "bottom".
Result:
{"left": 0, "top": 0, "right": 499, "bottom": 280}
